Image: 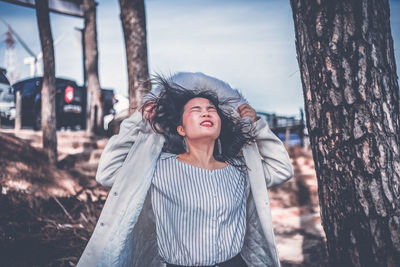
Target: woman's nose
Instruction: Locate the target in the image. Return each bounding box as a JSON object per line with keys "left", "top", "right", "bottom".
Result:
{"left": 201, "top": 110, "right": 210, "bottom": 117}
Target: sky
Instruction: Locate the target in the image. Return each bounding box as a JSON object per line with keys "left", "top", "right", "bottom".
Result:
{"left": 0, "top": 0, "right": 399, "bottom": 118}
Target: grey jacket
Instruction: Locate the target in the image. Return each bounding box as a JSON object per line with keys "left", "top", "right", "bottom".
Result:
{"left": 77, "top": 108, "right": 293, "bottom": 267}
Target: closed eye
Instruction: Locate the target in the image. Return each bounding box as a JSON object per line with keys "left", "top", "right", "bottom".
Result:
{"left": 190, "top": 106, "right": 201, "bottom": 112}
{"left": 188, "top": 105, "right": 216, "bottom": 112}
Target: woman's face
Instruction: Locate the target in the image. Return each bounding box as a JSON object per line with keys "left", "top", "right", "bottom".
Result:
{"left": 177, "top": 97, "right": 221, "bottom": 141}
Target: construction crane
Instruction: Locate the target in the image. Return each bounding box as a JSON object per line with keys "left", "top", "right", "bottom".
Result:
{"left": 1, "top": 18, "right": 64, "bottom": 78}
{"left": 3, "top": 25, "right": 16, "bottom": 84}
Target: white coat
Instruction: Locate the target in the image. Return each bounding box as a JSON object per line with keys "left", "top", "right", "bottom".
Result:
{"left": 77, "top": 73, "right": 294, "bottom": 267}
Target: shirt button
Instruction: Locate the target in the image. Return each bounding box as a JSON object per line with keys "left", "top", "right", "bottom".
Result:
{"left": 113, "top": 191, "right": 118, "bottom": 196}
{"left": 100, "top": 222, "right": 105, "bottom": 226}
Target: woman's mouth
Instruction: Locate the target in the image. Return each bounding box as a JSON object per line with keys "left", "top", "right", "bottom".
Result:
{"left": 200, "top": 120, "right": 214, "bottom": 127}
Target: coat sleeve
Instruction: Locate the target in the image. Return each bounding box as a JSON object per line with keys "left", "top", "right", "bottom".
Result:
{"left": 95, "top": 109, "right": 149, "bottom": 188}
{"left": 252, "top": 116, "right": 294, "bottom": 188}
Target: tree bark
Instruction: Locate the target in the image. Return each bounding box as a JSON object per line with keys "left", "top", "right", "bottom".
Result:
{"left": 291, "top": 0, "right": 400, "bottom": 266}
{"left": 119, "top": 0, "right": 150, "bottom": 114}
{"left": 14, "top": 89, "right": 21, "bottom": 130}
{"left": 83, "top": 0, "right": 103, "bottom": 134}
{"left": 35, "top": 0, "right": 57, "bottom": 164}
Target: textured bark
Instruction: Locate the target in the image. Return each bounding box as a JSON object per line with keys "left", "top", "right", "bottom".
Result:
{"left": 83, "top": 0, "right": 103, "bottom": 134}
{"left": 291, "top": 0, "right": 400, "bottom": 266}
{"left": 35, "top": 0, "right": 57, "bottom": 164}
{"left": 14, "top": 90, "right": 21, "bottom": 130}
{"left": 119, "top": 0, "right": 150, "bottom": 114}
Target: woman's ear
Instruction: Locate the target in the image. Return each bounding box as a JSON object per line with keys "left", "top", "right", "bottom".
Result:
{"left": 177, "top": 125, "right": 185, "bottom": 136}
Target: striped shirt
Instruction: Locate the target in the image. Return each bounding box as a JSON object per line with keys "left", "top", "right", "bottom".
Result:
{"left": 150, "top": 152, "right": 247, "bottom": 266}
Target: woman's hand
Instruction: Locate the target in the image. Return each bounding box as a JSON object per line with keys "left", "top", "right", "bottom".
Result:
{"left": 140, "top": 103, "right": 156, "bottom": 122}
{"left": 238, "top": 104, "right": 259, "bottom": 122}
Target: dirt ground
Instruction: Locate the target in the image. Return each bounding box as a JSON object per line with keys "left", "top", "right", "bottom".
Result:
{"left": 271, "top": 146, "right": 328, "bottom": 266}
{"left": 0, "top": 131, "right": 108, "bottom": 266}
{"left": 0, "top": 131, "right": 328, "bottom": 266}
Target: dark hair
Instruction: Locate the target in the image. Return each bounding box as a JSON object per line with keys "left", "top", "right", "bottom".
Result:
{"left": 142, "top": 75, "right": 256, "bottom": 175}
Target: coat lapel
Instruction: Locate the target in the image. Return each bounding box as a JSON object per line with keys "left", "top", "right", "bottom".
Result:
{"left": 96, "top": 133, "right": 165, "bottom": 266}
{"left": 242, "top": 143, "right": 281, "bottom": 267}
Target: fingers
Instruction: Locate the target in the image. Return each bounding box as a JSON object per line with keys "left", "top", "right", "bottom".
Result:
{"left": 141, "top": 103, "right": 156, "bottom": 121}
{"left": 237, "top": 104, "right": 257, "bottom": 121}
{"left": 238, "top": 104, "right": 254, "bottom": 114}
{"left": 146, "top": 109, "right": 156, "bottom": 121}
{"left": 241, "top": 110, "right": 255, "bottom": 118}
{"left": 237, "top": 104, "right": 249, "bottom": 113}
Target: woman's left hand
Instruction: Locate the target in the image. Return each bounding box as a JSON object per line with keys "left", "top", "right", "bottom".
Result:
{"left": 237, "top": 104, "right": 259, "bottom": 122}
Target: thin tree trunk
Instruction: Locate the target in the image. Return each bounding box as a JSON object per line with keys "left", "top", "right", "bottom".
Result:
{"left": 291, "top": 0, "right": 400, "bottom": 266}
{"left": 14, "top": 89, "right": 21, "bottom": 130}
{"left": 35, "top": 0, "right": 57, "bottom": 164}
{"left": 119, "top": 0, "right": 150, "bottom": 114}
{"left": 83, "top": 0, "right": 103, "bottom": 134}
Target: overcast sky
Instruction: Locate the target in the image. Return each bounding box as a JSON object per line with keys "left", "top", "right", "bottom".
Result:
{"left": 0, "top": 0, "right": 399, "bottom": 117}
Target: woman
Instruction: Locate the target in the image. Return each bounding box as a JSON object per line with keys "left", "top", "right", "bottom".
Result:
{"left": 77, "top": 72, "right": 294, "bottom": 267}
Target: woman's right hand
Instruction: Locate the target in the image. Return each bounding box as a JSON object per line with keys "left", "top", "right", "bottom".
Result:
{"left": 140, "top": 103, "right": 156, "bottom": 122}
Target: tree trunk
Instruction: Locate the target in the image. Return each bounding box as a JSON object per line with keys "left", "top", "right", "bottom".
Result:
{"left": 290, "top": 0, "right": 400, "bottom": 266}
{"left": 83, "top": 0, "right": 103, "bottom": 134}
{"left": 14, "top": 89, "right": 21, "bottom": 130}
{"left": 119, "top": 0, "right": 150, "bottom": 114}
{"left": 35, "top": 0, "right": 57, "bottom": 164}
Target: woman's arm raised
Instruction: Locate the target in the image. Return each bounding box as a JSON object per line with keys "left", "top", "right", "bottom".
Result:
{"left": 238, "top": 104, "right": 294, "bottom": 188}
{"left": 95, "top": 109, "right": 149, "bottom": 188}
{"left": 252, "top": 117, "right": 294, "bottom": 187}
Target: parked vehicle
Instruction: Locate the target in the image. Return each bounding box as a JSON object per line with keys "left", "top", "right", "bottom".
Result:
{"left": 0, "top": 90, "right": 15, "bottom": 124}
{"left": 0, "top": 68, "right": 15, "bottom": 125}
{"left": 101, "top": 88, "right": 116, "bottom": 116}
{"left": 12, "top": 77, "right": 85, "bottom": 130}
{"left": 105, "top": 94, "right": 129, "bottom": 136}
{"left": 78, "top": 86, "right": 117, "bottom": 131}
{"left": 0, "top": 68, "right": 10, "bottom": 92}
{"left": 12, "top": 76, "right": 116, "bottom": 131}
{"left": 100, "top": 88, "right": 117, "bottom": 132}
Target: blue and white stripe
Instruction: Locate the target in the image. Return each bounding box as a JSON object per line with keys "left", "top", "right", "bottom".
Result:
{"left": 150, "top": 152, "right": 247, "bottom": 266}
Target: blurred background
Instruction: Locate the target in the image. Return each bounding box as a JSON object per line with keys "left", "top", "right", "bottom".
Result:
{"left": 0, "top": 0, "right": 399, "bottom": 266}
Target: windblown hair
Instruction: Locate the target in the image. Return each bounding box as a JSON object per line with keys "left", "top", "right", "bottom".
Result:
{"left": 142, "top": 75, "right": 256, "bottom": 175}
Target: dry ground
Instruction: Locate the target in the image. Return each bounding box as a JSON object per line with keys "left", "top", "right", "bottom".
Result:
{"left": 0, "top": 130, "right": 327, "bottom": 266}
